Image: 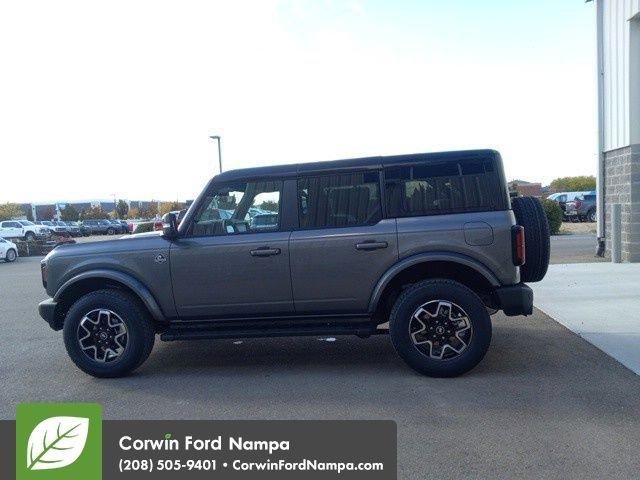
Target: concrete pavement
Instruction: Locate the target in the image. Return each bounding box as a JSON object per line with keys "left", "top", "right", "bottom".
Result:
{"left": 549, "top": 234, "right": 605, "bottom": 264}
{"left": 532, "top": 262, "right": 640, "bottom": 374}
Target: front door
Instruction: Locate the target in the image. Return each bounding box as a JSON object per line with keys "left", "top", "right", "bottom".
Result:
{"left": 170, "top": 179, "right": 293, "bottom": 318}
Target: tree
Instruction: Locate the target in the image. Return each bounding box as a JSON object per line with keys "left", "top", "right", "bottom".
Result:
{"left": 550, "top": 176, "right": 596, "bottom": 192}
{"left": 23, "top": 206, "right": 34, "bottom": 221}
{"left": 128, "top": 207, "right": 140, "bottom": 219}
{"left": 259, "top": 200, "right": 279, "bottom": 212}
{"left": 61, "top": 204, "right": 80, "bottom": 221}
{"left": 41, "top": 206, "right": 56, "bottom": 221}
{"left": 139, "top": 202, "right": 158, "bottom": 219}
{"left": 159, "top": 201, "right": 185, "bottom": 216}
{"left": 79, "top": 206, "right": 109, "bottom": 220}
{"left": 0, "top": 203, "right": 23, "bottom": 221}
{"left": 115, "top": 200, "right": 129, "bottom": 219}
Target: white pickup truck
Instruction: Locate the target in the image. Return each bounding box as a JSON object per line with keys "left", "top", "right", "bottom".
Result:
{"left": 0, "top": 220, "right": 50, "bottom": 241}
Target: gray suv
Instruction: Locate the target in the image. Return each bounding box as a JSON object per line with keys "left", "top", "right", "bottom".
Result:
{"left": 38, "top": 150, "right": 549, "bottom": 378}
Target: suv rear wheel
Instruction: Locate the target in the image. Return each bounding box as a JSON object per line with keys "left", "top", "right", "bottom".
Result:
{"left": 389, "top": 279, "right": 492, "bottom": 377}
{"left": 63, "top": 289, "right": 155, "bottom": 377}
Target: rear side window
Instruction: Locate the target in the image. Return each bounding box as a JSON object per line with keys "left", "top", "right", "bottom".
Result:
{"left": 385, "top": 159, "right": 500, "bottom": 217}
{"left": 584, "top": 195, "right": 596, "bottom": 201}
{"left": 298, "top": 171, "right": 382, "bottom": 229}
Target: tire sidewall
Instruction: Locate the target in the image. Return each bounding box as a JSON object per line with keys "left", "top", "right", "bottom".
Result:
{"left": 63, "top": 291, "right": 150, "bottom": 377}
{"left": 6, "top": 249, "right": 17, "bottom": 262}
{"left": 390, "top": 281, "right": 492, "bottom": 377}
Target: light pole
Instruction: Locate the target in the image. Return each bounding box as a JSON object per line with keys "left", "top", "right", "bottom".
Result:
{"left": 209, "top": 135, "right": 222, "bottom": 173}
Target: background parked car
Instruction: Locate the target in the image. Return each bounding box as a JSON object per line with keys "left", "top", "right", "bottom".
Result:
{"left": 48, "top": 221, "right": 70, "bottom": 236}
{"left": 0, "top": 237, "right": 18, "bottom": 262}
{"left": 547, "top": 191, "right": 593, "bottom": 218}
{"left": 80, "top": 219, "right": 119, "bottom": 235}
{"left": 105, "top": 219, "right": 124, "bottom": 234}
{"left": 117, "top": 220, "right": 130, "bottom": 233}
{"left": 17, "top": 220, "right": 50, "bottom": 239}
{"left": 250, "top": 213, "right": 279, "bottom": 231}
{"left": 0, "top": 220, "right": 48, "bottom": 241}
{"left": 64, "top": 221, "right": 82, "bottom": 236}
{"left": 565, "top": 193, "right": 597, "bottom": 222}
{"left": 0, "top": 220, "right": 25, "bottom": 239}
{"left": 35, "top": 220, "right": 55, "bottom": 230}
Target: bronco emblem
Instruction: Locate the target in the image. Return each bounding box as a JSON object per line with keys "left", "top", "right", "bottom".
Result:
{"left": 154, "top": 253, "right": 167, "bottom": 264}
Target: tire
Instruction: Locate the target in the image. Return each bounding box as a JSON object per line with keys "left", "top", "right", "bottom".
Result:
{"left": 587, "top": 208, "right": 596, "bottom": 223}
{"left": 511, "top": 196, "right": 550, "bottom": 283}
{"left": 25, "top": 232, "right": 35, "bottom": 242}
{"left": 63, "top": 289, "right": 155, "bottom": 378}
{"left": 5, "top": 249, "right": 17, "bottom": 262}
{"left": 389, "top": 279, "right": 492, "bottom": 377}
{"left": 107, "top": 228, "right": 115, "bottom": 235}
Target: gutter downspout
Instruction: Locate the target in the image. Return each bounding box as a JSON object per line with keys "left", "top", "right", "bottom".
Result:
{"left": 595, "top": 0, "right": 606, "bottom": 257}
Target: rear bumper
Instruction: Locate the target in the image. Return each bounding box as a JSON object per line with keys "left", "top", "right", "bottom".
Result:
{"left": 38, "top": 298, "right": 62, "bottom": 330}
{"left": 495, "top": 283, "right": 533, "bottom": 316}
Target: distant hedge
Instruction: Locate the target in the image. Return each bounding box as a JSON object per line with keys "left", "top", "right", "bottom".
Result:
{"left": 133, "top": 222, "right": 154, "bottom": 234}
{"left": 542, "top": 199, "right": 563, "bottom": 235}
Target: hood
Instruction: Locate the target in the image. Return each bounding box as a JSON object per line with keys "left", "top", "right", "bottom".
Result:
{"left": 44, "top": 231, "right": 171, "bottom": 262}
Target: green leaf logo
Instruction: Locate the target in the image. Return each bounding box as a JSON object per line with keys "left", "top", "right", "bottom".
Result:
{"left": 26, "top": 416, "right": 89, "bottom": 470}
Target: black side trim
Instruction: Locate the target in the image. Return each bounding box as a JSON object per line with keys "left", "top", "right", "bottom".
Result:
{"left": 160, "top": 317, "right": 380, "bottom": 341}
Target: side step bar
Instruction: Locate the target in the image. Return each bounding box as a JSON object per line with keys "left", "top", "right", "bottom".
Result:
{"left": 160, "top": 317, "right": 382, "bottom": 341}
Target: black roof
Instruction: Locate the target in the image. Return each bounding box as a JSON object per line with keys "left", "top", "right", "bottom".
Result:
{"left": 214, "top": 149, "right": 500, "bottom": 182}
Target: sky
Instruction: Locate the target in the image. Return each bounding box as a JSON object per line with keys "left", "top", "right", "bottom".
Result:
{"left": 0, "top": 0, "right": 598, "bottom": 203}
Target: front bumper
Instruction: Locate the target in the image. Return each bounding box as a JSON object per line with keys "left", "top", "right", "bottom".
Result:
{"left": 38, "top": 298, "right": 62, "bottom": 330}
{"left": 495, "top": 283, "right": 533, "bottom": 316}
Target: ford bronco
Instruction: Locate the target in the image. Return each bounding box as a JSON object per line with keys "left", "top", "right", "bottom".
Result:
{"left": 38, "top": 150, "right": 549, "bottom": 378}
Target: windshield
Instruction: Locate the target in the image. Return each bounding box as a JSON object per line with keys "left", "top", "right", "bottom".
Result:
{"left": 19, "top": 221, "right": 35, "bottom": 226}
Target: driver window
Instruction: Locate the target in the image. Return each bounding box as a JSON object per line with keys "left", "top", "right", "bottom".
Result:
{"left": 190, "top": 180, "right": 282, "bottom": 236}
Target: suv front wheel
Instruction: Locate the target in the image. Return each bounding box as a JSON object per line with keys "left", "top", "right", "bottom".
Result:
{"left": 389, "top": 279, "right": 491, "bottom": 377}
{"left": 63, "top": 289, "right": 155, "bottom": 377}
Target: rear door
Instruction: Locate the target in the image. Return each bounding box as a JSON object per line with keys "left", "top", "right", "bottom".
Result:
{"left": 170, "top": 178, "right": 294, "bottom": 318}
{"left": 289, "top": 170, "right": 398, "bottom": 313}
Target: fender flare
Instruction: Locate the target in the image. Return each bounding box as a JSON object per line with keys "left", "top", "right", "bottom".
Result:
{"left": 368, "top": 252, "right": 501, "bottom": 313}
{"left": 54, "top": 269, "right": 165, "bottom": 321}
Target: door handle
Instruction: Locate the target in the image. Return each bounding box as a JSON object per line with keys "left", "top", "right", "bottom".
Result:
{"left": 250, "top": 247, "right": 281, "bottom": 257}
{"left": 355, "top": 241, "right": 388, "bottom": 251}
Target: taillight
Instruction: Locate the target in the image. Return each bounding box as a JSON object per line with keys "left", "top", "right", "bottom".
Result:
{"left": 575, "top": 199, "right": 583, "bottom": 209}
{"left": 511, "top": 225, "right": 525, "bottom": 266}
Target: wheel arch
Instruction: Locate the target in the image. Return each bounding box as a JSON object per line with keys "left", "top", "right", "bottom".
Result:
{"left": 53, "top": 270, "right": 165, "bottom": 328}
{"left": 368, "top": 253, "right": 500, "bottom": 320}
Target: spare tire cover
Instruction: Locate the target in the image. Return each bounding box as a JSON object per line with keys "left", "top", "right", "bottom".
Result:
{"left": 511, "top": 196, "right": 550, "bottom": 282}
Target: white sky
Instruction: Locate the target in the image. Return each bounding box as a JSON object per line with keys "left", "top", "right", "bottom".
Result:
{"left": 0, "top": 0, "right": 597, "bottom": 203}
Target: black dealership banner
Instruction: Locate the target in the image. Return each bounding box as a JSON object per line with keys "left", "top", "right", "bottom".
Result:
{"left": 2, "top": 416, "right": 396, "bottom": 479}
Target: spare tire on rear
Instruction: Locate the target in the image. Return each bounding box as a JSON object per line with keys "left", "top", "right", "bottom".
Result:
{"left": 511, "top": 196, "right": 550, "bottom": 282}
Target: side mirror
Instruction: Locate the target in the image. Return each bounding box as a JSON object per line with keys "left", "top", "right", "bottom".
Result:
{"left": 162, "top": 213, "right": 178, "bottom": 239}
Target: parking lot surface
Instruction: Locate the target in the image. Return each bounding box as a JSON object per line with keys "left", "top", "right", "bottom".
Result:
{"left": 2, "top": 257, "right": 640, "bottom": 479}
{"left": 549, "top": 234, "right": 604, "bottom": 264}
